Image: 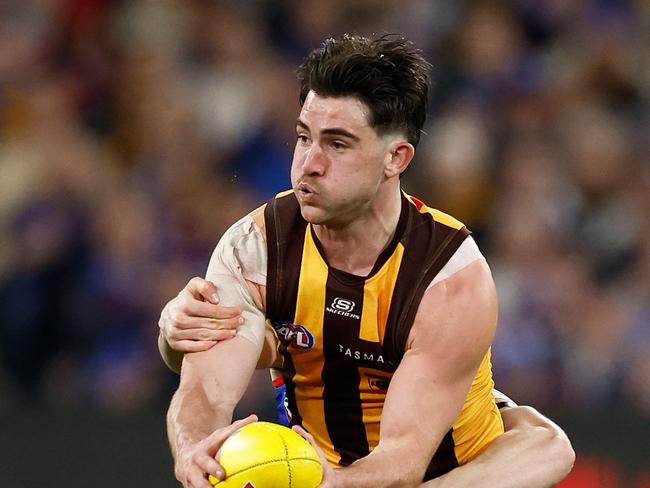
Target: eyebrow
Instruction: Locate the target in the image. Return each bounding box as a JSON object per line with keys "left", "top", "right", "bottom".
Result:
{"left": 296, "top": 118, "right": 361, "bottom": 142}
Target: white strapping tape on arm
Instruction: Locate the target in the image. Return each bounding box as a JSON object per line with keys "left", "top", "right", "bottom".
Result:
{"left": 205, "top": 215, "right": 268, "bottom": 349}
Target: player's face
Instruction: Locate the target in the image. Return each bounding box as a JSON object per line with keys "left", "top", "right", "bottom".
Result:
{"left": 291, "top": 91, "right": 392, "bottom": 228}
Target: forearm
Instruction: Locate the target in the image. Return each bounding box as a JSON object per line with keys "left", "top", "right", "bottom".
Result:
{"left": 159, "top": 331, "right": 183, "bottom": 374}
{"left": 167, "top": 336, "right": 261, "bottom": 462}
{"left": 167, "top": 376, "right": 234, "bottom": 461}
{"left": 423, "top": 407, "right": 575, "bottom": 488}
{"left": 329, "top": 440, "right": 429, "bottom": 488}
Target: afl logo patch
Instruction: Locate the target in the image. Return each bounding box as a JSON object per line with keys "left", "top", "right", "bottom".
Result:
{"left": 274, "top": 322, "right": 315, "bottom": 349}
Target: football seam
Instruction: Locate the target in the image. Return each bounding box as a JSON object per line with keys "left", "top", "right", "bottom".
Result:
{"left": 224, "top": 458, "right": 320, "bottom": 478}
{"left": 280, "top": 430, "right": 291, "bottom": 487}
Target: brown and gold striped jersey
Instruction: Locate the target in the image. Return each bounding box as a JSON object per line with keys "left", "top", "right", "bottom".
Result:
{"left": 263, "top": 190, "right": 503, "bottom": 480}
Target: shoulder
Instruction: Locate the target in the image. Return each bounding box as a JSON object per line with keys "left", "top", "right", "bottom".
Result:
{"left": 407, "top": 258, "right": 497, "bottom": 369}
{"left": 428, "top": 236, "right": 485, "bottom": 288}
{"left": 224, "top": 203, "right": 268, "bottom": 245}
{"left": 263, "top": 190, "right": 304, "bottom": 232}
{"left": 209, "top": 204, "right": 268, "bottom": 285}
{"left": 404, "top": 193, "right": 465, "bottom": 230}
{"left": 416, "top": 258, "right": 496, "bottom": 331}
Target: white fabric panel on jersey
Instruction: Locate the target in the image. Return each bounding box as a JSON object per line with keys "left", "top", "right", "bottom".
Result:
{"left": 425, "top": 236, "right": 485, "bottom": 291}
{"left": 493, "top": 388, "right": 518, "bottom": 409}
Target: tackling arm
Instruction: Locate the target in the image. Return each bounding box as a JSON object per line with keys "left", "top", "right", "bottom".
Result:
{"left": 422, "top": 402, "right": 575, "bottom": 488}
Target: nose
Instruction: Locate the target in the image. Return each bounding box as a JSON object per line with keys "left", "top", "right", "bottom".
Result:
{"left": 300, "top": 143, "right": 326, "bottom": 176}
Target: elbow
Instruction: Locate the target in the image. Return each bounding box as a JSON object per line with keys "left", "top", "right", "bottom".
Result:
{"left": 545, "top": 426, "right": 575, "bottom": 480}
{"left": 503, "top": 405, "right": 575, "bottom": 482}
{"left": 519, "top": 406, "right": 576, "bottom": 480}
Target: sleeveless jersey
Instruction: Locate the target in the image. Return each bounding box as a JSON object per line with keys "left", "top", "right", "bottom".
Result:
{"left": 264, "top": 190, "right": 503, "bottom": 480}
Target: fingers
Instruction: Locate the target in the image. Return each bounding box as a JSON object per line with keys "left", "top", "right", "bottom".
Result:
{"left": 178, "top": 293, "right": 242, "bottom": 320}
{"left": 161, "top": 312, "right": 240, "bottom": 348}
{"left": 171, "top": 314, "right": 240, "bottom": 332}
{"left": 185, "top": 468, "right": 214, "bottom": 488}
{"left": 160, "top": 278, "right": 244, "bottom": 355}
{"left": 161, "top": 302, "right": 241, "bottom": 334}
{"left": 164, "top": 280, "right": 242, "bottom": 328}
{"left": 205, "top": 414, "right": 259, "bottom": 451}
{"left": 180, "top": 417, "right": 258, "bottom": 488}
{"left": 292, "top": 425, "right": 313, "bottom": 442}
{"left": 173, "top": 327, "right": 237, "bottom": 342}
{"left": 179, "top": 458, "right": 218, "bottom": 488}
{"left": 200, "top": 415, "right": 259, "bottom": 483}
{"left": 169, "top": 340, "right": 218, "bottom": 353}
{"left": 293, "top": 425, "right": 330, "bottom": 468}
{"left": 194, "top": 453, "right": 224, "bottom": 481}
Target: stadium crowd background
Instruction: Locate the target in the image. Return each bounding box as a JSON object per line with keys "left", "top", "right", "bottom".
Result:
{"left": 0, "top": 0, "right": 648, "bottom": 487}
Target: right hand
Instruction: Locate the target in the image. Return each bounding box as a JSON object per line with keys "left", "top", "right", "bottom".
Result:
{"left": 176, "top": 415, "right": 258, "bottom": 488}
{"left": 159, "top": 277, "right": 243, "bottom": 353}
{"left": 293, "top": 425, "right": 334, "bottom": 487}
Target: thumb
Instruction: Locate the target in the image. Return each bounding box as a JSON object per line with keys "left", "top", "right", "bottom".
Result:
{"left": 293, "top": 426, "right": 326, "bottom": 461}
{"left": 186, "top": 277, "right": 220, "bottom": 304}
{"left": 205, "top": 414, "right": 258, "bottom": 452}
{"left": 293, "top": 425, "right": 330, "bottom": 483}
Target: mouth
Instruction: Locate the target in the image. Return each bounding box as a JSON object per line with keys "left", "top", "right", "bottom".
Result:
{"left": 296, "top": 182, "right": 317, "bottom": 197}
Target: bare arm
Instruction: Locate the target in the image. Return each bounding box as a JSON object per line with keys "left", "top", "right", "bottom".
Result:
{"left": 168, "top": 335, "right": 261, "bottom": 487}
{"left": 423, "top": 404, "right": 575, "bottom": 488}
{"left": 321, "top": 259, "right": 498, "bottom": 488}
{"left": 167, "top": 274, "right": 269, "bottom": 487}
{"left": 166, "top": 214, "right": 272, "bottom": 487}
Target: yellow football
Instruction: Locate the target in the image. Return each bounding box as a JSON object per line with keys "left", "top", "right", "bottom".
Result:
{"left": 208, "top": 422, "right": 323, "bottom": 488}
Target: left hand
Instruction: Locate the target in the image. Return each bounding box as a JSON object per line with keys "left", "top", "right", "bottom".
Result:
{"left": 293, "top": 425, "right": 337, "bottom": 488}
{"left": 159, "top": 277, "right": 242, "bottom": 353}
{"left": 175, "top": 414, "right": 258, "bottom": 488}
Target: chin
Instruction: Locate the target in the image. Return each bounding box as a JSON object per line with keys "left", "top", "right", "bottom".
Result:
{"left": 299, "top": 205, "right": 328, "bottom": 225}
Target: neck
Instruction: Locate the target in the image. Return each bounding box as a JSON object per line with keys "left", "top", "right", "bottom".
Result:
{"left": 313, "top": 185, "right": 403, "bottom": 276}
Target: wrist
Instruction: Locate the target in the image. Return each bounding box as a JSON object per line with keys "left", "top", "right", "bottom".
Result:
{"left": 175, "top": 431, "right": 202, "bottom": 461}
{"left": 325, "top": 468, "right": 344, "bottom": 488}
{"left": 174, "top": 434, "right": 204, "bottom": 481}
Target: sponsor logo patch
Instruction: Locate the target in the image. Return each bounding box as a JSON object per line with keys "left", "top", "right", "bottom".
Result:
{"left": 326, "top": 297, "right": 361, "bottom": 320}
{"left": 338, "top": 344, "right": 385, "bottom": 364}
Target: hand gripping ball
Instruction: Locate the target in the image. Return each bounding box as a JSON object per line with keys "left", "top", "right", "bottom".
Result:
{"left": 208, "top": 422, "right": 323, "bottom": 488}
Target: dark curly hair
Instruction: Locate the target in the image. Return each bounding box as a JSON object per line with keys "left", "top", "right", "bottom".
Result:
{"left": 296, "top": 34, "right": 432, "bottom": 147}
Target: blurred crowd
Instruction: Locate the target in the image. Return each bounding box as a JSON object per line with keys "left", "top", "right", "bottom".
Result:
{"left": 0, "top": 0, "right": 648, "bottom": 431}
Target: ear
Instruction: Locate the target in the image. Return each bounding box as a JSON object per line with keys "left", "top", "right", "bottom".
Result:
{"left": 384, "top": 140, "right": 415, "bottom": 178}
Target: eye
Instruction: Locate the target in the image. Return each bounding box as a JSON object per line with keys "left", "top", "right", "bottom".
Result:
{"left": 331, "top": 140, "right": 347, "bottom": 151}
{"left": 296, "top": 134, "right": 310, "bottom": 145}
